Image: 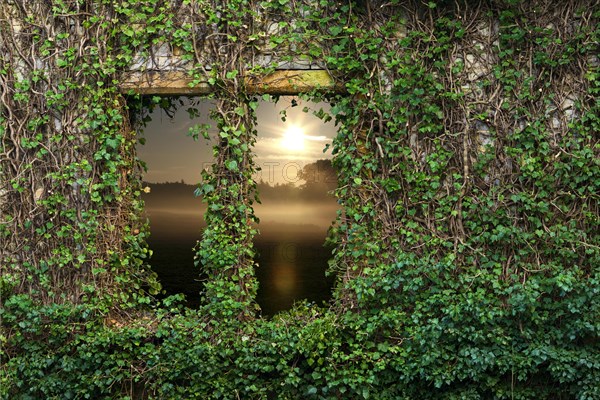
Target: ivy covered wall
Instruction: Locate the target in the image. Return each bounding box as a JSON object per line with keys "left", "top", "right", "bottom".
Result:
{"left": 1, "top": 0, "right": 599, "bottom": 398}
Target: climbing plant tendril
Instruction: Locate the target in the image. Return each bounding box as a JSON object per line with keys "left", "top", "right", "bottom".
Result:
{"left": 1, "top": 0, "right": 599, "bottom": 398}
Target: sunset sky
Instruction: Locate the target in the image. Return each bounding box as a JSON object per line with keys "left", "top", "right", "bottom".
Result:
{"left": 137, "top": 97, "right": 337, "bottom": 185}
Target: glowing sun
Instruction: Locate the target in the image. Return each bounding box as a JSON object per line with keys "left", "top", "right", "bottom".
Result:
{"left": 281, "top": 125, "right": 305, "bottom": 151}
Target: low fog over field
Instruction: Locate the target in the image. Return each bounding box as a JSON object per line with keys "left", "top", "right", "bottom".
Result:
{"left": 141, "top": 176, "right": 338, "bottom": 314}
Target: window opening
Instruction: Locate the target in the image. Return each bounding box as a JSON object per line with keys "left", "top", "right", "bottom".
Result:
{"left": 137, "top": 97, "right": 216, "bottom": 308}
{"left": 253, "top": 97, "right": 339, "bottom": 316}
{"left": 136, "top": 96, "right": 339, "bottom": 314}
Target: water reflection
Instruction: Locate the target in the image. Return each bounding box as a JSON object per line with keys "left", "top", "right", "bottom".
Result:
{"left": 254, "top": 235, "right": 336, "bottom": 316}
{"left": 272, "top": 261, "right": 296, "bottom": 295}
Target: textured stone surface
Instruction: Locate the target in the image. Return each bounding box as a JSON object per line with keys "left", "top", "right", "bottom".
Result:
{"left": 246, "top": 69, "right": 337, "bottom": 94}
{"left": 121, "top": 69, "right": 337, "bottom": 95}
{"left": 120, "top": 70, "right": 211, "bottom": 95}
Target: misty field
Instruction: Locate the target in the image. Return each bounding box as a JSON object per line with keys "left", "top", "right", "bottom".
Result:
{"left": 143, "top": 184, "right": 338, "bottom": 315}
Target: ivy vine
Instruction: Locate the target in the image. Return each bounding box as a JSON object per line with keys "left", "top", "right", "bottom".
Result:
{"left": 1, "top": 0, "right": 598, "bottom": 398}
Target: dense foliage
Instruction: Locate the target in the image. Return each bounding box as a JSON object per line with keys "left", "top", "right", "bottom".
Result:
{"left": 1, "top": 0, "right": 599, "bottom": 398}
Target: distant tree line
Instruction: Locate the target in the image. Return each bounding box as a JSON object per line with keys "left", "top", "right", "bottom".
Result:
{"left": 257, "top": 159, "right": 337, "bottom": 202}
{"left": 143, "top": 160, "right": 338, "bottom": 207}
